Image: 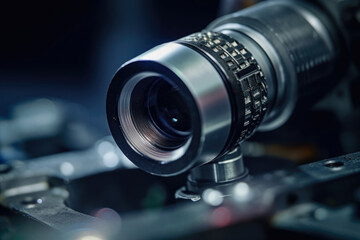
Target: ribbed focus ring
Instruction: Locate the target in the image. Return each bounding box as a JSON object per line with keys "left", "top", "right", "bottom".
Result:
{"left": 178, "top": 32, "right": 268, "bottom": 146}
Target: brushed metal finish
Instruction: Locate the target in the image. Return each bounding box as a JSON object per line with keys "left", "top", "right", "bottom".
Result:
{"left": 118, "top": 43, "right": 232, "bottom": 167}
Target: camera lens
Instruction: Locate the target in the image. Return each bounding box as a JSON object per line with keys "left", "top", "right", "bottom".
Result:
{"left": 147, "top": 78, "right": 191, "bottom": 137}
{"left": 107, "top": 1, "right": 339, "bottom": 176}
{"left": 108, "top": 43, "right": 233, "bottom": 175}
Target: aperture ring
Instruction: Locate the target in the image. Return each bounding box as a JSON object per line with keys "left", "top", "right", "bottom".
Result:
{"left": 178, "top": 31, "right": 268, "bottom": 145}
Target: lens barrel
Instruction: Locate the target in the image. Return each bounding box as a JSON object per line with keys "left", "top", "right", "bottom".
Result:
{"left": 107, "top": 1, "right": 343, "bottom": 176}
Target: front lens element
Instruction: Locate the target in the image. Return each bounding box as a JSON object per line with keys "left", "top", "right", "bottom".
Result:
{"left": 147, "top": 79, "right": 191, "bottom": 137}
{"left": 117, "top": 72, "right": 193, "bottom": 162}
{"left": 130, "top": 76, "right": 192, "bottom": 151}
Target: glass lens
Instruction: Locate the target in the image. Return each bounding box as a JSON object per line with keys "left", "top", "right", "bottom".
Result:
{"left": 147, "top": 78, "right": 191, "bottom": 137}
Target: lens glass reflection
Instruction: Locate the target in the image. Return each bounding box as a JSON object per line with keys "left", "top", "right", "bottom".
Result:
{"left": 147, "top": 79, "right": 191, "bottom": 138}
{"left": 129, "top": 76, "right": 192, "bottom": 151}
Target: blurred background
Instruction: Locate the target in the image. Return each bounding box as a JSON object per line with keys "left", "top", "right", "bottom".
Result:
{"left": 0, "top": 0, "right": 228, "bottom": 162}
{"left": 0, "top": 0, "right": 222, "bottom": 131}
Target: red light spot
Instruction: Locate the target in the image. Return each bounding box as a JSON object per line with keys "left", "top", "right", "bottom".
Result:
{"left": 211, "top": 206, "right": 232, "bottom": 227}
{"left": 94, "top": 208, "right": 121, "bottom": 223}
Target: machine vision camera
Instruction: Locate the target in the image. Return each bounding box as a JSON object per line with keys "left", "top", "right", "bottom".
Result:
{"left": 107, "top": 0, "right": 353, "bottom": 194}
{"left": 1, "top": 0, "right": 360, "bottom": 239}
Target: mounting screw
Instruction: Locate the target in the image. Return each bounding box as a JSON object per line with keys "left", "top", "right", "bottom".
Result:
{"left": 324, "top": 160, "right": 344, "bottom": 170}
{"left": 21, "top": 197, "right": 42, "bottom": 208}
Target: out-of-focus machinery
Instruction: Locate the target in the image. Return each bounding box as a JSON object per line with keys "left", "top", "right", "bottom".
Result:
{"left": 0, "top": 0, "right": 360, "bottom": 239}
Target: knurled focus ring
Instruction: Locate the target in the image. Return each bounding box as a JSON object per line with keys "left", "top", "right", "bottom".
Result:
{"left": 177, "top": 32, "right": 268, "bottom": 150}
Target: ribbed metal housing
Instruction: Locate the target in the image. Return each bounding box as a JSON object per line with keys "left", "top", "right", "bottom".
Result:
{"left": 209, "top": 1, "right": 340, "bottom": 128}
{"left": 178, "top": 32, "right": 268, "bottom": 148}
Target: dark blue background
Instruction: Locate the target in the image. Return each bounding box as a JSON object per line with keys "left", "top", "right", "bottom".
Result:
{"left": 0, "top": 0, "right": 220, "bottom": 134}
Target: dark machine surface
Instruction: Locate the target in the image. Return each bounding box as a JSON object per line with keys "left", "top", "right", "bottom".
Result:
{"left": 1, "top": 0, "right": 360, "bottom": 239}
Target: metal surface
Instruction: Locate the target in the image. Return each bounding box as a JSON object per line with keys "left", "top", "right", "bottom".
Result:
{"left": 190, "top": 147, "right": 246, "bottom": 183}
{"left": 185, "top": 146, "right": 248, "bottom": 194}
{"left": 209, "top": 0, "right": 339, "bottom": 130}
{"left": 1, "top": 142, "right": 360, "bottom": 239}
{"left": 274, "top": 203, "right": 360, "bottom": 239}
{"left": 214, "top": 24, "right": 293, "bottom": 131}
{"left": 175, "top": 146, "right": 248, "bottom": 200}
{"left": 178, "top": 32, "right": 268, "bottom": 145}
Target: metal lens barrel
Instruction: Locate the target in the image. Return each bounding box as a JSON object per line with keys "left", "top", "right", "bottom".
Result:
{"left": 107, "top": 1, "right": 342, "bottom": 176}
